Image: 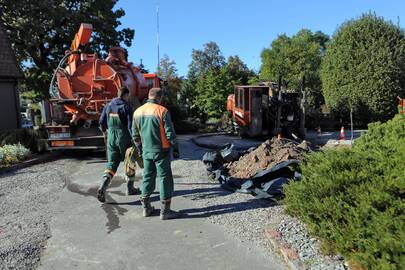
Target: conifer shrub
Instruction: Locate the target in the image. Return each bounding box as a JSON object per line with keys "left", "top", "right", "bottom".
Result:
{"left": 284, "top": 115, "right": 405, "bottom": 269}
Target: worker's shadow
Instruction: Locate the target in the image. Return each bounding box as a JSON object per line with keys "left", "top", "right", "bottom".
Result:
{"left": 173, "top": 187, "right": 276, "bottom": 219}
{"left": 65, "top": 176, "right": 131, "bottom": 234}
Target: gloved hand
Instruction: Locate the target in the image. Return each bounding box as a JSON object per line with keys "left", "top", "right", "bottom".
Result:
{"left": 134, "top": 143, "right": 142, "bottom": 158}
{"left": 173, "top": 150, "right": 180, "bottom": 159}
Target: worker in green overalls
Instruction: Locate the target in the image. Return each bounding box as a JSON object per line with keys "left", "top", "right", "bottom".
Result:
{"left": 132, "top": 87, "right": 180, "bottom": 220}
{"left": 97, "top": 86, "right": 141, "bottom": 203}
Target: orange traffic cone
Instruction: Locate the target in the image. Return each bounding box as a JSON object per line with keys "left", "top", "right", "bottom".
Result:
{"left": 340, "top": 126, "right": 345, "bottom": 141}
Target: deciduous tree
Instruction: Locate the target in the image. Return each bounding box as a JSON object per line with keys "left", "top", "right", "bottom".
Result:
{"left": 321, "top": 13, "right": 405, "bottom": 122}
{"left": 259, "top": 30, "right": 328, "bottom": 120}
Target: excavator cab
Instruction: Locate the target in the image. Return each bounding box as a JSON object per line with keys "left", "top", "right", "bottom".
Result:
{"left": 231, "top": 86, "right": 268, "bottom": 137}
{"left": 228, "top": 84, "right": 303, "bottom": 138}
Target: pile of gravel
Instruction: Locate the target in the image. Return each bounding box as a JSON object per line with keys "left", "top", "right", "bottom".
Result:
{"left": 0, "top": 159, "right": 78, "bottom": 270}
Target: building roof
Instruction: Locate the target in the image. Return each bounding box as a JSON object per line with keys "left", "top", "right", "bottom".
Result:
{"left": 0, "top": 23, "right": 23, "bottom": 79}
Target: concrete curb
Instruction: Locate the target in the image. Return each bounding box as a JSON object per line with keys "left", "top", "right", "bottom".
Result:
{"left": 264, "top": 228, "right": 303, "bottom": 270}
{"left": 191, "top": 132, "right": 234, "bottom": 150}
{"left": 0, "top": 152, "right": 60, "bottom": 175}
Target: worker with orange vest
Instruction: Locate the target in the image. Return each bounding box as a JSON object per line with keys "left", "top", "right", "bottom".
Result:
{"left": 132, "top": 87, "right": 180, "bottom": 220}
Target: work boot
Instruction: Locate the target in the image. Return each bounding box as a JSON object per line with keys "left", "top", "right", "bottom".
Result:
{"left": 160, "top": 200, "right": 181, "bottom": 220}
{"left": 141, "top": 197, "right": 155, "bottom": 217}
{"left": 127, "top": 180, "right": 140, "bottom": 196}
{"left": 97, "top": 174, "right": 112, "bottom": 203}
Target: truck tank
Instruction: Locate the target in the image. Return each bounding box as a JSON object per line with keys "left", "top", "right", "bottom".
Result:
{"left": 42, "top": 23, "right": 156, "bottom": 150}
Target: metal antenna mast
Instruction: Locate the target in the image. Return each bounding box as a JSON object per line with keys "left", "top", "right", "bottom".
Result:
{"left": 156, "top": 4, "right": 160, "bottom": 73}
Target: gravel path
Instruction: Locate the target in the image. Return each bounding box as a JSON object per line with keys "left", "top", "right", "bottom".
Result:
{"left": 0, "top": 159, "right": 80, "bottom": 270}
{"left": 180, "top": 182, "right": 347, "bottom": 269}
{"left": 0, "top": 134, "right": 348, "bottom": 270}
{"left": 173, "top": 135, "right": 348, "bottom": 270}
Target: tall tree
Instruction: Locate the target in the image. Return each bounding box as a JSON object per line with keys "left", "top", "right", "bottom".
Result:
{"left": 158, "top": 54, "right": 178, "bottom": 80}
{"left": 259, "top": 30, "right": 328, "bottom": 121}
{"left": 157, "top": 54, "right": 182, "bottom": 100}
{"left": 183, "top": 43, "right": 253, "bottom": 120}
{"left": 321, "top": 13, "right": 405, "bottom": 122}
{"left": 194, "top": 68, "right": 231, "bottom": 119}
{"left": 181, "top": 41, "right": 226, "bottom": 116}
{"left": 0, "top": 0, "right": 134, "bottom": 98}
{"left": 187, "top": 41, "right": 225, "bottom": 80}
{"left": 224, "top": 55, "right": 254, "bottom": 85}
{"left": 260, "top": 29, "right": 326, "bottom": 90}
{"left": 259, "top": 34, "right": 291, "bottom": 82}
{"left": 313, "top": 30, "right": 330, "bottom": 53}
{"left": 157, "top": 54, "right": 183, "bottom": 125}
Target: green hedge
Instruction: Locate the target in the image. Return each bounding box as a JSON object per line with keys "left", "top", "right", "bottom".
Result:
{"left": 284, "top": 115, "right": 405, "bottom": 269}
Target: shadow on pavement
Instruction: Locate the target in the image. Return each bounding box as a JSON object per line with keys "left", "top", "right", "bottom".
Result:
{"left": 64, "top": 170, "right": 272, "bottom": 228}
{"left": 103, "top": 194, "right": 128, "bottom": 234}
{"left": 85, "top": 159, "right": 107, "bottom": 164}
{"left": 173, "top": 187, "right": 275, "bottom": 219}
{"left": 65, "top": 176, "right": 130, "bottom": 234}
{"left": 178, "top": 199, "right": 274, "bottom": 219}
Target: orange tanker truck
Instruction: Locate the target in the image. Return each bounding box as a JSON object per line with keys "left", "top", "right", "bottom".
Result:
{"left": 41, "top": 23, "right": 159, "bottom": 150}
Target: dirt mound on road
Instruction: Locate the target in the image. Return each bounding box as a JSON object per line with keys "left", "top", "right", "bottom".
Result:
{"left": 226, "top": 138, "right": 311, "bottom": 178}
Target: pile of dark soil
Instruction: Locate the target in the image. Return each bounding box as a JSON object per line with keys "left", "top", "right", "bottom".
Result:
{"left": 226, "top": 138, "right": 311, "bottom": 178}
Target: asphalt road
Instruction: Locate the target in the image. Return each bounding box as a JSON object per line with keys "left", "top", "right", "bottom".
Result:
{"left": 38, "top": 135, "right": 283, "bottom": 270}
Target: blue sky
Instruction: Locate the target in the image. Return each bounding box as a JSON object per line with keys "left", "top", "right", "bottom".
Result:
{"left": 115, "top": 0, "right": 404, "bottom": 76}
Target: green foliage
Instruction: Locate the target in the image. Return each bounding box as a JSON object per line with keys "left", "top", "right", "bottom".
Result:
{"left": 158, "top": 54, "right": 183, "bottom": 107}
{"left": 0, "top": 143, "right": 31, "bottom": 165}
{"left": 158, "top": 54, "right": 178, "bottom": 81}
{"left": 284, "top": 115, "right": 405, "bottom": 269}
{"left": 321, "top": 13, "right": 405, "bottom": 123}
{"left": 180, "top": 41, "right": 226, "bottom": 116}
{"left": 194, "top": 68, "right": 233, "bottom": 119}
{"left": 0, "top": 128, "right": 48, "bottom": 153}
{"left": 181, "top": 42, "right": 253, "bottom": 120}
{"left": 224, "top": 55, "right": 254, "bottom": 85}
{"left": 259, "top": 29, "right": 328, "bottom": 118}
{"left": 156, "top": 55, "right": 196, "bottom": 133}
{"left": 188, "top": 41, "right": 225, "bottom": 81}
{"left": 247, "top": 74, "right": 261, "bottom": 85}
{"left": 0, "top": 0, "right": 134, "bottom": 98}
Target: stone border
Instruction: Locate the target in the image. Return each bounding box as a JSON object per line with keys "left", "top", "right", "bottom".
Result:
{"left": 0, "top": 152, "right": 59, "bottom": 175}
{"left": 265, "top": 227, "right": 303, "bottom": 270}
{"left": 264, "top": 225, "right": 350, "bottom": 270}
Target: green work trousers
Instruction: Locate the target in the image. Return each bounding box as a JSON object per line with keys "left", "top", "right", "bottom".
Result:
{"left": 105, "top": 128, "right": 132, "bottom": 175}
{"left": 141, "top": 151, "right": 174, "bottom": 201}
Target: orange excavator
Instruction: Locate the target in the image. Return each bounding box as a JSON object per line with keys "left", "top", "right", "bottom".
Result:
{"left": 41, "top": 23, "right": 160, "bottom": 150}
{"left": 226, "top": 79, "right": 305, "bottom": 138}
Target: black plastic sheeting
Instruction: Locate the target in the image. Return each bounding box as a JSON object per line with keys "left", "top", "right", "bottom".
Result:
{"left": 202, "top": 144, "right": 302, "bottom": 200}
{"left": 202, "top": 143, "right": 254, "bottom": 173}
